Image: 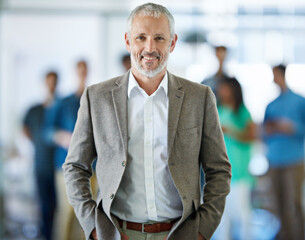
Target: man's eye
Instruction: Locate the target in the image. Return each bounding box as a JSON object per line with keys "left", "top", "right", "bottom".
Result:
{"left": 156, "top": 37, "right": 164, "bottom": 41}
{"left": 136, "top": 36, "right": 145, "bottom": 40}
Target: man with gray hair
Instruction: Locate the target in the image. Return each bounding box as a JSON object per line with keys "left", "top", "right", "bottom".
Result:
{"left": 63, "top": 3, "right": 231, "bottom": 240}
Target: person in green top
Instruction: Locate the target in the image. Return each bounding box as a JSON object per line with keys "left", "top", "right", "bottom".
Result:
{"left": 212, "top": 77, "right": 256, "bottom": 240}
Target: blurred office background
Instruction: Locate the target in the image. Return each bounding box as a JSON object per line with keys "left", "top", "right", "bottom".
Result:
{"left": 0, "top": 0, "right": 305, "bottom": 239}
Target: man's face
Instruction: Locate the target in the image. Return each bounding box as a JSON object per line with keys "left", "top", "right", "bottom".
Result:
{"left": 125, "top": 14, "right": 177, "bottom": 78}
{"left": 46, "top": 75, "right": 57, "bottom": 95}
{"left": 273, "top": 68, "right": 284, "bottom": 86}
{"left": 216, "top": 48, "right": 227, "bottom": 64}
{"left": 77, "top": 62, "right": 88, "bottom": 81}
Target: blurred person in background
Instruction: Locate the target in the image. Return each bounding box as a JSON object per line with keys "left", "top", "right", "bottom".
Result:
{"left": 263, "top": 64, "right": 305, "bottom": 240}
{"left": 213, "top": 77, "right": 256, "bottom": 240}
{"left": 48, "top": 60, "right": 88, "bottom": 240}
{"left": 121, "top": 53, "right": 131, "bottom": 72}
{"left": 23, "top": 71, "right": 58, "bottom": 240}
{"left": 201, "top": 46, "right": 229, "bottom": 99}
{"left": 200, "top": 46, "right": 230, "bottom": 192}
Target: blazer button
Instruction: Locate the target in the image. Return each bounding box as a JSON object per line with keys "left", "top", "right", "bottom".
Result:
{"left": 122, "top": 161, "right": 126, "bottom": 167}
{"left": 110, "top": 194, "right": 114, "bottom": 199}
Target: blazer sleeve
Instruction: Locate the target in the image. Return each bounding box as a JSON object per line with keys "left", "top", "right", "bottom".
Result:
{"left": 63, "top": 88, "right": 98, "bottom": 240}
{"left": 198, "top": 87, "right": 231, "bottom": 239}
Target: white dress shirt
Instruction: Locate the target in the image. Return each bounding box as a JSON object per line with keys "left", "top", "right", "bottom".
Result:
{"left": 111, "top": 72, "right": 183, "bottom": 222}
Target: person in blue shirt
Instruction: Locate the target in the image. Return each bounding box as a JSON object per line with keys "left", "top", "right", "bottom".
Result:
{"left": 263, "top": 64, "right": 305, "bottom": 240}
{"left": 50, "top": 60, "right": 88, "bottom": 240}
{"left": 23, "top": 71, "right": 58, "bottom": 240}
{"left": 201, "top": 45, "right": 229, "bottom": 98}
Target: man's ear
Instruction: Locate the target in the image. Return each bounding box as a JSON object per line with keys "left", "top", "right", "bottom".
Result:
{"left": 125, "top": 33, "right": 131, "bottom": 53}
{"left": 169, "top": 34, "right": 178, "bottom": 53}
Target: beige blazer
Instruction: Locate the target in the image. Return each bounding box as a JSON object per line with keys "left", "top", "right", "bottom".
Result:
{"left": 63, "top": 71, "right": 231, "bottom": 240}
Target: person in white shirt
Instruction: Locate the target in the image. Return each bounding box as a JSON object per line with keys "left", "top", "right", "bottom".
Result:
{"left": 63, "top": 3, "right": 231, "bottom": 240}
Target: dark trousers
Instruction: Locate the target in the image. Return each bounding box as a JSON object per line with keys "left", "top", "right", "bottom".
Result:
{"left": 35, "top": 171, "right": 56, "bottom": 240}
{"left": 269, "top": 162, "right": 305, "bottom": 240}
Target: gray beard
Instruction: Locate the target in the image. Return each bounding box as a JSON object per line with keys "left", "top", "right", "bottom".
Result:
{"left": 130, "top": 49, "right": 169, "bottom": 78}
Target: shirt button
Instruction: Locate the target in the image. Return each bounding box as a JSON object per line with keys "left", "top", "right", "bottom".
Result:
{"left": 122, "top": 161, "right": 126, "bottom": 167}
{"left": 110, "top": 194, "right": 114, "bottom": 199}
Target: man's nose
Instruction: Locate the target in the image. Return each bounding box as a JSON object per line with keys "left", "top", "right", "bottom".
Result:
{"left": 144, "top": 38, "right": 155, "bottom": 52}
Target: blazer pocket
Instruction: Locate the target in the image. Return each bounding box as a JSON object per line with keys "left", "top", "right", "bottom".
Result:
{"left": 177, "top": 126, "right": 198, "bottom": 135}
{"left": 175, "top": 127, "right": 200, "bottom": 160}
{"left": 177, "top": 127, "right": 199, "bottom": 144}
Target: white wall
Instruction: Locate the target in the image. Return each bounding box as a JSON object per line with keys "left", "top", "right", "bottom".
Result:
{"left": 0, "top": 13, "right": 104, "bottom": 143}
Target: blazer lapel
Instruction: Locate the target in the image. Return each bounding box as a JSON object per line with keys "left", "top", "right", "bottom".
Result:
{"left": 112, "top": 72, "right": 129, "bottom": 159}
{"left": 168, "top": 72, "right": 185, "bottom": 159}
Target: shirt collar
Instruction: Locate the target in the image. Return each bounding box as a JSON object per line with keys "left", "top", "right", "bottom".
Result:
{"left": 128, "top": 72, "right": 168, "bottom": 98}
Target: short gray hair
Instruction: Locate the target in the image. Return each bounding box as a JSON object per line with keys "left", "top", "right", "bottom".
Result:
{"left": 127, "top": 3, "right": 175, "bottom": 38}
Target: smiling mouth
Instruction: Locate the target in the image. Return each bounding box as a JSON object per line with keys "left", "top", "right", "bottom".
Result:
{"left": 140, "top": 51, "right": 160, "bottom": 61}
{"left": 143, "top": 56, "right": 157, "bottom": 60}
